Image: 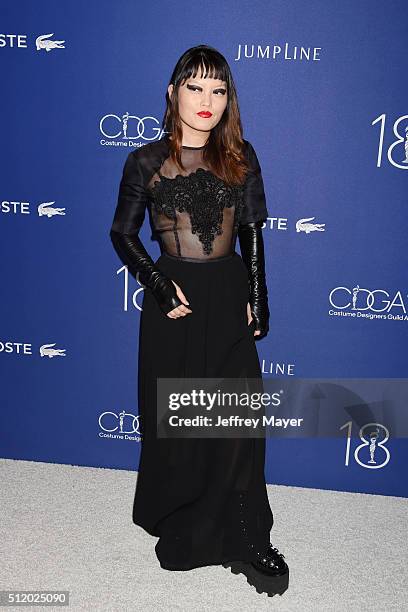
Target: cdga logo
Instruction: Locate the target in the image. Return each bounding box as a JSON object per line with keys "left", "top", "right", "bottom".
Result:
{"left": 329, "top": 285, "right": 408, "bottom": 319}
{"left": 100, "top": 113, "right": 165, "bottom": 142}
{"left": 99, "top": 410, "right": 141, "bottom": 441}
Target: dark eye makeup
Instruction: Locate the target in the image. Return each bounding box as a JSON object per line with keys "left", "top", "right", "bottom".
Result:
{"left": 186, "top": 84, "right": 226, "bottom": 95}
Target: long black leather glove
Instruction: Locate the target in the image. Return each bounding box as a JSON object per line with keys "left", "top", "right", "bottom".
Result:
{"left": 110, "top": 230, "right": 183, "bottom": 315}
{"left": 238, "top": 220, "right": 270, "bottom": 339}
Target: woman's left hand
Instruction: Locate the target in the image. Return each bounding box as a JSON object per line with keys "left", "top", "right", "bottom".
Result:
{"left": 247, "top": 302, "right": 261, "bottom": 336}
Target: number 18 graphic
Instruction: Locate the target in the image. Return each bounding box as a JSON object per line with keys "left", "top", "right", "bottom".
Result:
{"left": 372, "top": 114, "right": 408, "bottom": 169}
{"left": 340, "top": 421, "right": 390, "bottom": 469}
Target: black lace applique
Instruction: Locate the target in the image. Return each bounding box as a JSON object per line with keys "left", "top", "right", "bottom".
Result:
{"left": 150, "top": 167, "right": 244, "bottom": 256}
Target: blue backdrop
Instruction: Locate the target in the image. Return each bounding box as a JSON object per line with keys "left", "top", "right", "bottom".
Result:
{"left": 1, "top": 0, "right": 407, "bottom": 497}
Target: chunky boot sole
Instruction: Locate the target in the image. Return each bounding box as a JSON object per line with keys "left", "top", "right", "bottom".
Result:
{"left": 223, "top": 560, "right": 289, "bottom": 597}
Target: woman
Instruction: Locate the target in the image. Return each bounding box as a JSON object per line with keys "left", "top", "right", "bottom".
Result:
{"left": 110, "top": 44, "right": 289, "bottom": 598}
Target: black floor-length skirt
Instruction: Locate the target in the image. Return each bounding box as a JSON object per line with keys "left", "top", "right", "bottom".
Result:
{"left": 133, "top": 251, "right": 274, "bottom": 571}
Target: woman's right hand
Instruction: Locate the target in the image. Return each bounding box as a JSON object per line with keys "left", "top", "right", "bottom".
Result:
{"left": 166, "top": 280, "right": 192, "bottom": 318}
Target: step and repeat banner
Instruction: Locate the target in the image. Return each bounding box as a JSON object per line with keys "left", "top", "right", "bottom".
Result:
{"left": 1, "top": 1, "right": 407, "bottom": 497}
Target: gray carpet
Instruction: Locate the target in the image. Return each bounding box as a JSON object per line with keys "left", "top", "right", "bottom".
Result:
{"left": 0, "top": 458, "right": 406, "bottom": 611}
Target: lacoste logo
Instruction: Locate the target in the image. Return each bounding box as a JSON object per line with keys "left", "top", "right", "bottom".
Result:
{"left": 38, "top": 202, "right": 66, "bottom": 217}
{"left": 295, "top": 217, "right": 325, "bottom": 233}
{"left": 35, "top": 33, "right": 65, "bottom": 52}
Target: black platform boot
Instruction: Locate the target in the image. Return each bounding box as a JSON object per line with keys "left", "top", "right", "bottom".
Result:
{"left": 223, "top": 543, "right": 289, "bottom": 597}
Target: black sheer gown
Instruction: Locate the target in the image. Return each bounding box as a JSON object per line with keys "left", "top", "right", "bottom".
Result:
{"left": 110, "top": 134, "right": 274, "bottom": 570}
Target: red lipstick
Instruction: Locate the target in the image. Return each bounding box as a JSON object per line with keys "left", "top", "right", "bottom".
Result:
{"left": 197, "top": 111, "right": 212, "bottom": 118}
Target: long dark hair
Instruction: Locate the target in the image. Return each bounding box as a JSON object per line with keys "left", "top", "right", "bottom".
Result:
{"left": 162, "top": 44, "right": 250, "bottom": 186}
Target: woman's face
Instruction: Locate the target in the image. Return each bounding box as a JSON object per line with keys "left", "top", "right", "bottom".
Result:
{"left": 168, "top": 71, "right": 228, "bottom": 135}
